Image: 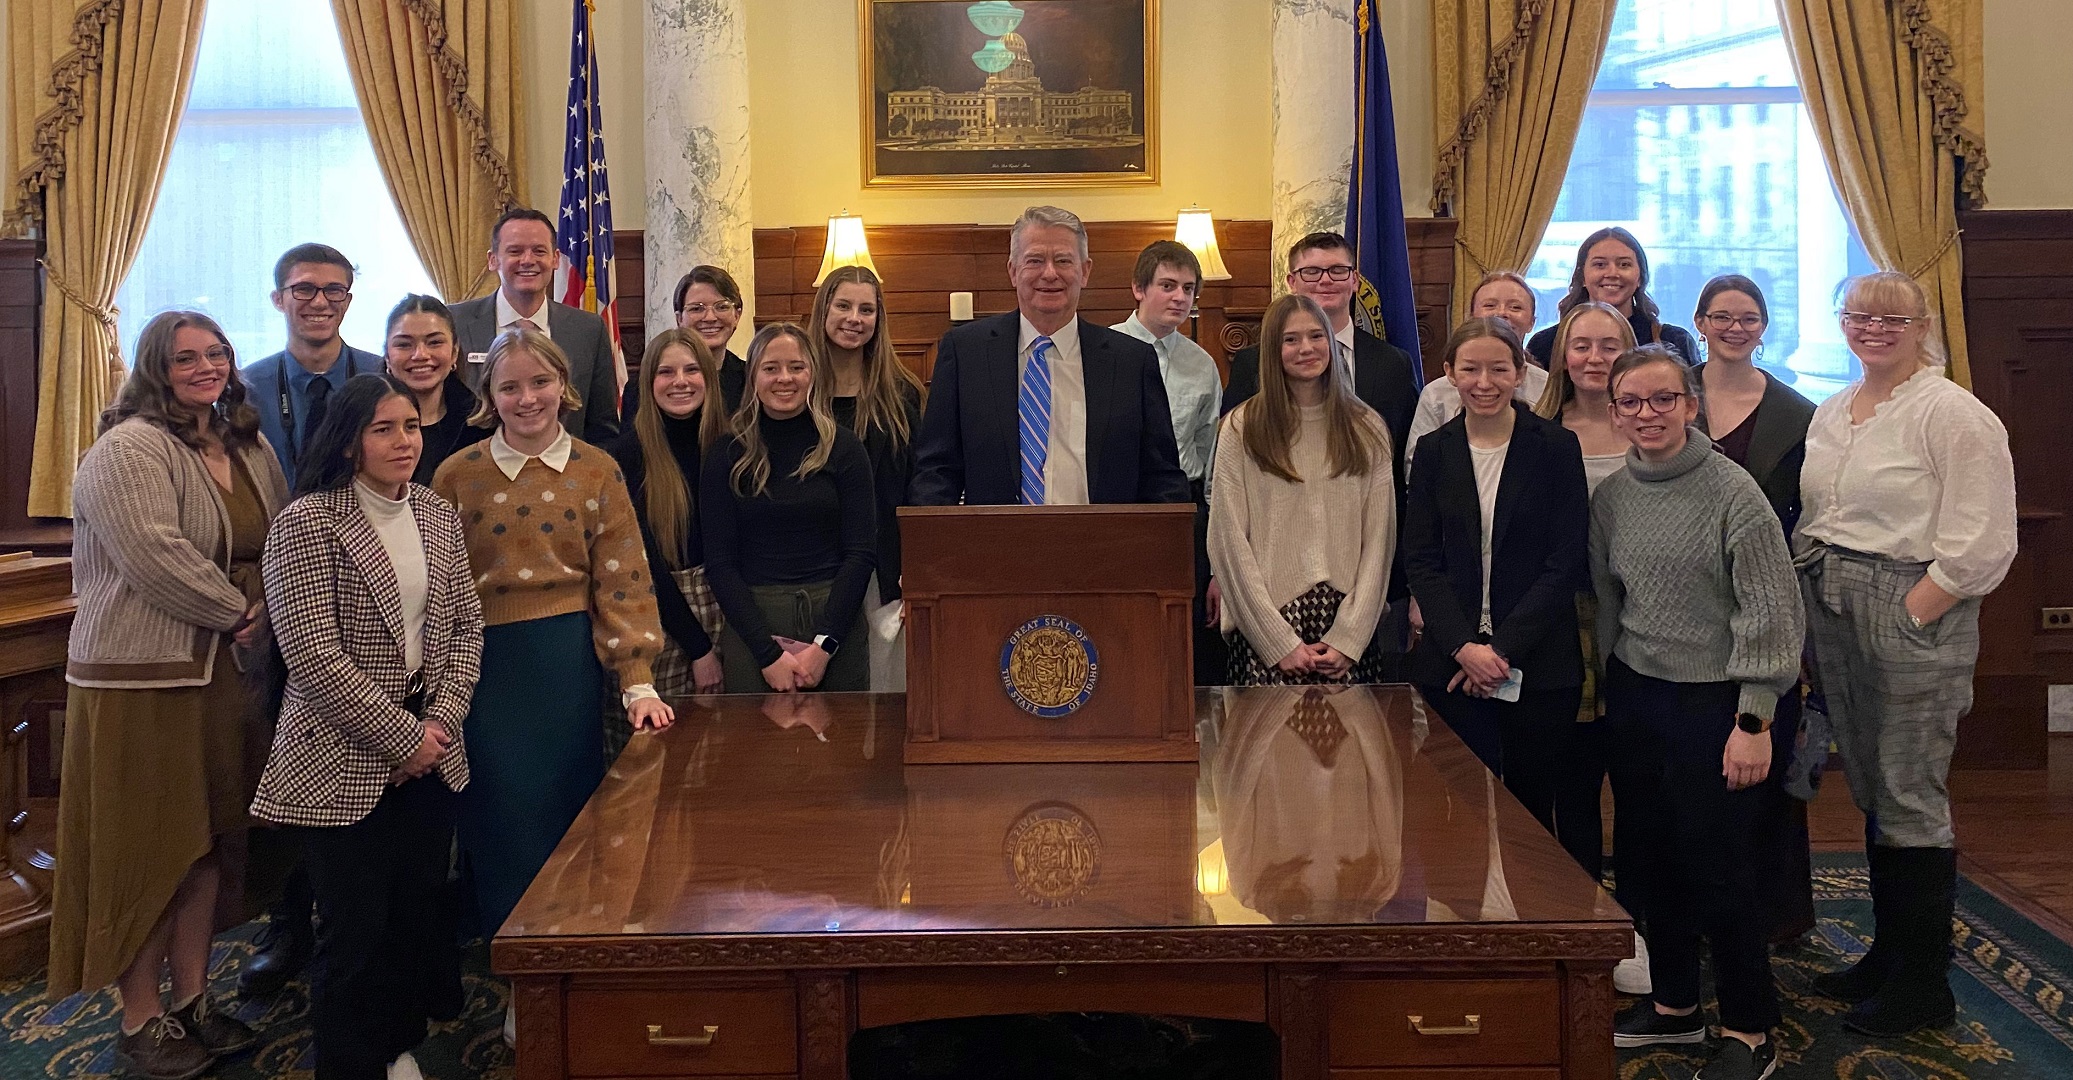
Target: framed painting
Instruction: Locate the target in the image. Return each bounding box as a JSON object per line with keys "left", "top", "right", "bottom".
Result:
{"left": 860, "top": 0, "right": 1159, "bottom": 188}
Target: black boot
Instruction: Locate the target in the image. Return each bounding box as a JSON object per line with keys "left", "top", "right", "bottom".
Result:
{"left": 240, "top": 862, "right": 315, "bottom": 997}
{"left": 1844, "top": 846, "right": 1958, "bottom": 1037}
{"left": 1813, "top": 844, "right": 1897, "bottom": 1003}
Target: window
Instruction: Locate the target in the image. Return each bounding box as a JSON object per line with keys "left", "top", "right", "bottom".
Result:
{"left": 115, "top": 0, "right": 436, "bottom": 365}
{"left": 1534, "top": 0, "right": 1876, "bottom": 402}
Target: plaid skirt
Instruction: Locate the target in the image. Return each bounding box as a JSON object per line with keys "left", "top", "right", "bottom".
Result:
{"left": 651, "top": 565, "right": 725, "bottom": 698}
{"left": 1226, "top": 582, "right": 1392, "bottom": 686}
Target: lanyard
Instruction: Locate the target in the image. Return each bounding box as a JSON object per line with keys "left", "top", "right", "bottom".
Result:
{"left": 278, "top": 348, "right": 363, "bottom": 464}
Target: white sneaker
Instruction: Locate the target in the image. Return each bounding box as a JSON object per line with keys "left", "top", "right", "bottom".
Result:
{"left": 387, "top": 1051, "right": 426, "bottom": 1080}
{"left": 1614, "top": 932, "right": 1652, "bottom": 995}
{"left": 503, "top": 1002, "right": 517, "bottom": 1047}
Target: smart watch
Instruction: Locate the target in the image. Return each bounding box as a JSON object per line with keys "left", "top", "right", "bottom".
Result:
{"left": 813, "top": 633, "right": 841, "bottom": 654}
{"left": 1736, "top": 712, "right": 1772, "bottom": 734}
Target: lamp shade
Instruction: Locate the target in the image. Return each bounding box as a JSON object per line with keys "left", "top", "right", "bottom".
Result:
{"left": 814, "top": 212, "right": 879, "bottom": 285}
{"left": 1174, "top": 207, "right": 1231, "bottom": 281}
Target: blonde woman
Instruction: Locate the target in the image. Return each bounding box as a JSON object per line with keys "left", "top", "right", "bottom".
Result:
{"left": 700, "top": 323, "right": 877, "bottom": 693}
{"left": 1799, "top": 271, "right": 2016, "bottom": 1037}
{"left": 431, "top": 326, "right": 673, "bottom": 949}
{"left": 1209, "top": 294, "right": 1394, "bottom": 685}
{"left": 805, "top": 266, "right": 925, "bottom": 690}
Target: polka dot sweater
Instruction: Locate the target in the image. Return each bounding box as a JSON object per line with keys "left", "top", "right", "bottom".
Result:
{"left": 433, "top": 436, "right": 663, "bottom": 688}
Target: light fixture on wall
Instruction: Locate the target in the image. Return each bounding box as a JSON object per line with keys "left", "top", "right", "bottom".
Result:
{"left": 1173, "top": 206, "right": 1232, "bottom": 282}
{"left": 814, "top": 211, "right": 879, "bottom": 285}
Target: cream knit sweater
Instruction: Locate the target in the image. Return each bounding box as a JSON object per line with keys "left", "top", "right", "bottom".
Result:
{"left": 1208, "top": 403, "right": 1396, "bottom": 665}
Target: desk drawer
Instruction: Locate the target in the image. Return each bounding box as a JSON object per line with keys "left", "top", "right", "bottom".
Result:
{"left": 1327, "top": 977, "right": 1560, "bottom": 1067}
{"left": 566, "top": 987, "right": 798, "bottom": 1076}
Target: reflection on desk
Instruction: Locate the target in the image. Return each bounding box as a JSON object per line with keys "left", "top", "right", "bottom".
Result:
{"left": 501, "top": 686, "right": 1620, "bottom": 941}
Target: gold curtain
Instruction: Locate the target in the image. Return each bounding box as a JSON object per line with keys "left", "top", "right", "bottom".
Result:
{"left": 8, "top": 0, "right": 207, "bottom": 517}
{"left": 1431, "top": 0, "right": 1619, "bottom": 323}
{"left": 329, "top": 0, "right": 526, "bottom": 302}
{"left": 1776, "top": 0, "right": 1987, "bottom": 386}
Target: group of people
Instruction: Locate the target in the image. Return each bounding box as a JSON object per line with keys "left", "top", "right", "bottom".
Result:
{"left": 48, "top": 202, "right": 2015, "bottom": 1080}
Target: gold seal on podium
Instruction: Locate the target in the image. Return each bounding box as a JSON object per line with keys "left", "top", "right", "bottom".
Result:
{"left": 1000, "top": 615, "right": 1100, "bottom": 718}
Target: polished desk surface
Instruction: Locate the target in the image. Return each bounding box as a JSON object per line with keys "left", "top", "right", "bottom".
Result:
{"left": 494, "top": 685, "right": 1627, "bottom": 972}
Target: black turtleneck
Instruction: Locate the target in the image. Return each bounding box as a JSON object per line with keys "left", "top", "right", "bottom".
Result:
{"left": 700, "top": 411, "right": 877, "bottom": 668}
{"left": 832, "top": 381, "right": 924, "bottom": 605}
{"left": 608, "top": 410, "right": 713, "bottom": 660}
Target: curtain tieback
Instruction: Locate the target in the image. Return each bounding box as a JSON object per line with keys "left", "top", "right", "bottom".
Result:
{"left": 1906, "top": 230, "right": 1963, "bottom": 281}
{"left": 41, "top": 259, "right": 124, "bottom": 364}
{"left": 1454, "top": 236, "right": 1493, "bottom": 275}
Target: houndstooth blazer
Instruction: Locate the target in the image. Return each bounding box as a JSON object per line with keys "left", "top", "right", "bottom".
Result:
{"left": 251, "top": 483, "right": 483, "bottom": 826}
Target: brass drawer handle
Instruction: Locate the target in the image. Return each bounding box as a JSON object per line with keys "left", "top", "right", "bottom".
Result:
{"left": 1408, "top": 1013, "right": 1482, "bottom": 1037}
{"left": 646, "top": 1023, "right": 720, "bottom": 1048}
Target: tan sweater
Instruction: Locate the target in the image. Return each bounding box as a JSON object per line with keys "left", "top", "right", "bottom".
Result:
{"left": 432, "top": 434, "right": 664, "bottom": 689}
{"left": 1208, "top": 403, "right": 1397, "bottom": 664}
{"left": 68, "top": 419, "right": 289, "bottom": 688}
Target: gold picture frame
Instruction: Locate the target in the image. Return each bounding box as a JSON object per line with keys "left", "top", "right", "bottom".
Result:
{"left": 859, "top": 0, "right": 1160, "bottom": 189}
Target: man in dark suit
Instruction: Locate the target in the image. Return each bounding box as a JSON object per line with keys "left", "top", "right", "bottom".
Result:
{"left": 909, "top": 205, "right": 1190, "bottom": 507}
{"left": 448, "top": 207, "right": 621, "bottom": 444}
{"left": 1220, "top": 231, "right": 1419, "bottom": 486}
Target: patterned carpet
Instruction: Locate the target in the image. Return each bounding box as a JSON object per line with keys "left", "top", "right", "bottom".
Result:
{"left": 4, "top": 853, "right": 2072, "bottom": 1079}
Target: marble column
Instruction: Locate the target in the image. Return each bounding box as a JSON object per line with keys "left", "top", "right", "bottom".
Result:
{"left": 646, "top": 0, "right": 755, "bottom": 340}
{"left": 1270, "top": 0, "right": 1356, "bottom": 276}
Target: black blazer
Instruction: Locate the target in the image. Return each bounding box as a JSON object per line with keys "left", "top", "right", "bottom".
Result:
{"left": 908, "top": 312, "right": 1191, "bottom": 506}
{"left": 1221, "top": 326, "right": 1418, "bottom": 489}
{"left": 1694, "top": 365, "right": 1815, "bottom": 533}
{"left": 1402, "top": 404, "right": 1588, "bottom": 690}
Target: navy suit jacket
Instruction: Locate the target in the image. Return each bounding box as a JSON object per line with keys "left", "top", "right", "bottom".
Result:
{"left": 908, "top": 312, "right": 1191, "bottom": 506}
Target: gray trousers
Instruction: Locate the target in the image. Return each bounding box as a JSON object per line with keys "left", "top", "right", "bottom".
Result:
{"left": 1798, "top": 544, "right": 1980, "bottom": 849}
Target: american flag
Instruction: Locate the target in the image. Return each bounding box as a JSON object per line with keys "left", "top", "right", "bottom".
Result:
{"left": 554, "top": 0, "right": 625, "bottom": 388}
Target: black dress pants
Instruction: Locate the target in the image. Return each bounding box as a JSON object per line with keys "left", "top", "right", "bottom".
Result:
{"left": 1603, "top": 658, "right": 1781, "bottom": 1035}
{"left": 1418, "top": 682, "right": 1583, "bottom": 854}
{"left": 295, "top": 775, "right": 461, "bottom": 1080}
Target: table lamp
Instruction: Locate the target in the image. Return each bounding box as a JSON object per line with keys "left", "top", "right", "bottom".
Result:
{"left": 814, "top": 211, "right": 879, "bottom": 285}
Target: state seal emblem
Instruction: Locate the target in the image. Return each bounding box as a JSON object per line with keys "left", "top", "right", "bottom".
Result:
{"left": 1000, "top": 615, "right": 1099, "bottom": 718}
{"left": 1002, "top": 802, "right": 1102, "bottom": 907}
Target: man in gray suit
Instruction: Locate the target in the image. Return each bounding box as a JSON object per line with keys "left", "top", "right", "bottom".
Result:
{"left": 449, "top": 207, "right": 621, "bottom": 443}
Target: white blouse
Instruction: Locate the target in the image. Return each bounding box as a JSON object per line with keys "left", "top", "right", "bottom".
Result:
{"left": 1797, "top": 366, "right": 2017, "bottom": 598}
{"left": 1403, "top": 364, "right": 1550, "bottom": 461}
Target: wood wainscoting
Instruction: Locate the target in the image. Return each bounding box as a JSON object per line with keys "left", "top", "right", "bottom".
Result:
{"left": 1962, "top": 209, "right": 2073, "bottom": 765}
{"left": 614, "top": 219, "right": 1461, "bottom": 385}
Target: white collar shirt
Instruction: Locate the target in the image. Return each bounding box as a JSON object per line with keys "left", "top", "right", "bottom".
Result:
{"left": 495, "top": 291, "right": 553, "bottom": 338}
{"left": 1018, "top": 314, "right": 1089, "bottom": 505}
{"left": 488, "top": 425, "right": 573, "bottom": 481}
{"left": 1113, "top": 312, "right": 1220, "bottom": 491}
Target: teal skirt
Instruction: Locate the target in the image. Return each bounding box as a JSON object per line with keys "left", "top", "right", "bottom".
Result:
{"left": 456, "top": 611, "right": 603, "bottom": 935}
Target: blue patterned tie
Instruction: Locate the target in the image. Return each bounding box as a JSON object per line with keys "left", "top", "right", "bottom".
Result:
{"left": 1018, "top": 336, "right": 1053, "bottom": 505}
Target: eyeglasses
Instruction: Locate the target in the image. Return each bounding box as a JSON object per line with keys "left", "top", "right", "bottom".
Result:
{"left": 170, "top": 346, "right": 235, "bottom": 367}
{"left": 680, "top": 301, "right": 738, "bottom": 318}
{"left": 1703, "top": 312, "right": 1765, "bottom": 332}
{"left": 1291, "top": 265, "right": 1357, "bottom": 283}
{"left": 285, "top": 282, "right": 351, "bottom": 303}
{"left": 1611, "top": 391, "right": 1688, "bottom": 417}
{"left": 1840, "top": 311, "right": 1916, "bottom": 332}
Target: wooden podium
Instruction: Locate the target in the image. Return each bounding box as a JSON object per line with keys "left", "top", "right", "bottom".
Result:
{"left": 899, "top": 504, "right": 1195, "bottom": 764}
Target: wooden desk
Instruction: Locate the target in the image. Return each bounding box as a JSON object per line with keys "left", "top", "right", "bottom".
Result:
{"left": 494, "top": 686, "right": 1630, "bottom": 1080}
{"left": 0, "top": 552, "right": 71, "bottom": 977}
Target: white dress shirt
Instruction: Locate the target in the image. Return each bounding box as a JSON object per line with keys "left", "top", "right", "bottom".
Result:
{"left": 1404, "top": 365, "right": 1551, "bottom": 461}
{"left": 1019, "top": 315, "right": 1090, "bottom": 505}
{"left": 1798, "top": 365, "right": 2017, "bottom": 598}
{"left": 495, "top": 291, "right": 553, "bottom": 337}
{"left": 1112, "top": 312, "right": 1220, "bottom": 491}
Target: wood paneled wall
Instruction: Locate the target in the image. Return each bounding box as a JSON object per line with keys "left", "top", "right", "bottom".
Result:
{"left": 0, "top": 240, "right": 63, "bottom": 552}
{"left": 616, "top": 218, "right": 1462, "bottom": 383}
{"left": 1962, "top": 209, "right": 2073, "bottom": 764}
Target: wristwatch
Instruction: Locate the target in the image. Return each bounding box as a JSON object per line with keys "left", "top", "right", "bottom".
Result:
{"left": 1908, "top": 611, "right": 1928, "bottom": 630}
{"left": 1736, "top": 712, "right": 1772, "bottom": 734}
{"left": 813, "top": 633, "right": 841, "bottom": 654}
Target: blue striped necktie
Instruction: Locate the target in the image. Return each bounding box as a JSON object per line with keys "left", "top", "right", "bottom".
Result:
{"left": 1018, "top": 336, "right": 1053, "bottom": 505}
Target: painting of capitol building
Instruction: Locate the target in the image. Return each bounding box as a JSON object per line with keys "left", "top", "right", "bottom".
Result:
{"left": 864, "top": 0, "right": 1158, "bottom": 187}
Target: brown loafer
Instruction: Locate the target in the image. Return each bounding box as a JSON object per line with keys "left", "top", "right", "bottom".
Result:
{"left": 116, "top": 1014, "right": 214, "bottom": 1080}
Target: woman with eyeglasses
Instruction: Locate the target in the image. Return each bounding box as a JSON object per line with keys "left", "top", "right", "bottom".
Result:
{"left": 1692, "top": 274, "right": 1819, "bottom": 948}
{"left": 1590, "top": 346, "right": 1801, "bottom": 1079}
{"left": 52, "top": 311, "right": 288, "bottom": 1073}
{"left": 622, "top": 266, "right": 748, "bottom": 420}
{"left": 1798, "top": 271, "right": 2016, "bottom": 1037}
{"left": 1525, "top": 227, "right": 1697, "bottom": 369}
{"left": 383, "top": 294, "right": 490, "bottom": 485}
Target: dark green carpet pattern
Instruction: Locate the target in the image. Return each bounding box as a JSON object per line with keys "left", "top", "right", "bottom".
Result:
{"left": 4, "top": 853, "right": 2073, "bottom": 1078}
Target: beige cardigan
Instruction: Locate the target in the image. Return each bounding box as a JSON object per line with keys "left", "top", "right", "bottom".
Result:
{"left": 67, "top": 419, "right": 290, "bottom": 689}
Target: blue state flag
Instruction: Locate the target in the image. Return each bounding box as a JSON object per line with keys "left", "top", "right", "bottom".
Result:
{"left": 1346, "top": 0, "right": 1423, "bottom": 385}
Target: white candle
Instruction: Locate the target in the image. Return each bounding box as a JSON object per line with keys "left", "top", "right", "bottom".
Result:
{"left": 950, "top": 291, "right": 974, "bottom": 322}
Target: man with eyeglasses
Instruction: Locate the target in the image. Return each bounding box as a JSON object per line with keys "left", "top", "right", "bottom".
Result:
{"left": 448, "top": 207, "right": 621, "bottom": 443}
{"left": 242, "top": 243, "right": 382, "bottom": 490}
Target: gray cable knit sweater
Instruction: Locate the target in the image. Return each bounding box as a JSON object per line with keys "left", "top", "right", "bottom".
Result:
{"left": 1588, "top": 428, "right": 1803, "bottom": 719}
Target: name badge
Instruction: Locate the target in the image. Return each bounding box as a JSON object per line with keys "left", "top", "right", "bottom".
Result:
{"left": 466, "top": 351, "right": 488, "bottom": 366}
